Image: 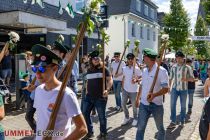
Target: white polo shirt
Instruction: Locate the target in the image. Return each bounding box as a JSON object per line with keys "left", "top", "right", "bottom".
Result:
{"left": 122, "top": 66, "right": 142, "bottom": 93}
{"left": 111, "top": 61, "right": 126, "bottom": 81}
{"left": 141, "top": 63, "right": 169, "bottom": 105}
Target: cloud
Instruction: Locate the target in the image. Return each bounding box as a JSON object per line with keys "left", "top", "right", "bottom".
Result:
{"left": 153, "top": 0, "right": 200, "bottom": 29}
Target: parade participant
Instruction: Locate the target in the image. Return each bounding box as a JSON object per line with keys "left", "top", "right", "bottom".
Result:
{"left": 135, "top": 48, "right": 169, "bottom": 140}
{"left": 51, "top": 41, "right": 79, "bottom": 97}
{"left": 121, "top": 53, "right": 142, "bottom": 126}
{"left": 186, "top": 59, "right": 198, "bottom": 115}
{"left": 25, "top": 71, "right": 39, "bottom": 133}
{"left": 80, "top": 56, "right": 89, "bottom": 110}
{"left": 110, "top": 52, "right": 126, "bottom": 112}
{"left": 0, "top": 94, "right": 5, "bottom": 140}
{"left": 31, "top": 44, "right": 87, "bottom": 140}
{"left": 82, "top": 50, "right": 113, "bottom": 139}
{"left": 168, "top": 51, "right": 194, "bottom": 129}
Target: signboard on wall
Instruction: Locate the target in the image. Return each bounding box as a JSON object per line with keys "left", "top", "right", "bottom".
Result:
{"left": 191, "top": 36, "right": 210, "bottom": 41}
{"left": 24, "top": 28, "right": 47, "bottom": 34}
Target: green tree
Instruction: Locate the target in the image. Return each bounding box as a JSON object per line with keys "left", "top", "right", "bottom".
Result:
{"left": 194, "top": 16, "right": 208, "bottom": 57}
{"left": 163, "top": 0, "right": 190, "bottom": 51}
{"left": 203, "top": 0, "right": 210, "bottom": 25}
{"left": 182, "top": 38, "right": 197, "bottom": 58}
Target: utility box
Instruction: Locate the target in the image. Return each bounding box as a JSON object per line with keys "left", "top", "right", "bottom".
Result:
{"left": 15, "top": 54, "right": 27, "bottom": 109}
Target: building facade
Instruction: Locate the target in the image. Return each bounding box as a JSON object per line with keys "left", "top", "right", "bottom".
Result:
{"left": 0, "top": 0, "right": 99, "bottom": 56}
{"left": 106, "top": 0, "right": 159, "bottom": 62}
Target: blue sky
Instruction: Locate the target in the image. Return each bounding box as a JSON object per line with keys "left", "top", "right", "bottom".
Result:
{"left": 153, "top": 0, "right": 200, "bottom": 29}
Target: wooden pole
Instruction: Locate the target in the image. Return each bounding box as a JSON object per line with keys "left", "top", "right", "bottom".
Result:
{"left": 42, "top": 23, "right": 87, "bottom": 140}
{"left": 102, "top": 40, "right": 105, "bottom": 96}
{"left": 115, "top": 45, "right": 128, "bottom": 76}
{"left": 149, "top": 41, "right": 167, "bottom": 94}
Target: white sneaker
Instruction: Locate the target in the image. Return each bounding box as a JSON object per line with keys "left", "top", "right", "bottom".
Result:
{"left": 121, "top": 118, "right": 130, "bottom": 126}
{"left": 132, "top": 119, "right": 138, "bottom": 126}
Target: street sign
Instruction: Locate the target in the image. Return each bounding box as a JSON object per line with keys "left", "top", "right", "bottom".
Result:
{"left": 24, "top": 28, "right": 47, "bottom": 34}
{"left": 191, "top": 36, "right": 210, "bottom": 41}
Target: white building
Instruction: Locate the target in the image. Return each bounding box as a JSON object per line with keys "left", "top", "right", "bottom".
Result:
{"left": 106, "top": 0, "right": 159, "bottom": 63}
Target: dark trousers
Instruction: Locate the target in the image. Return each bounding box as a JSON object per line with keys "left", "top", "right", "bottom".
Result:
{"left": 82, "top": 96, "right": 107, "bottom": 134}
{"left": 25, "top": 98, "right": 36, "bottom": 132}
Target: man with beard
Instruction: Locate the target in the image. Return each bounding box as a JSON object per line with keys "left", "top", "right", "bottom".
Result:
{"left": 82, "top": 50, "right": 113, "bottom": 139}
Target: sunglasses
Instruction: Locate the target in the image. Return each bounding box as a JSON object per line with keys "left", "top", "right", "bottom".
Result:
{"left": 93, "top": 57, "right": 100, "bottom": 60}
{"left": 127, "top": 58, "right": 134, "bottom": 60}
{"left": 32, "top": 66, "right": 46, "bottom": 73}
{"left": 114, "top": 55, "right": 119, "bottom": 58}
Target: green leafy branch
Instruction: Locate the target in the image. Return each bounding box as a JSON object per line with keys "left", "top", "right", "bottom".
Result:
{"left": 78, "top": 0, "right": 105, "bottom": 36}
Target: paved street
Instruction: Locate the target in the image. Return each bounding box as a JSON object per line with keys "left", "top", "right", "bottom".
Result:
{"left": 2, "top": 81, "right": 205, "bottom": 140}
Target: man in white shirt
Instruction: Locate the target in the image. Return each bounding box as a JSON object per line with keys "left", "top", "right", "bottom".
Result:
{"left": 121, "top": 53, "right": 142, "bottom": 126}
{"left": 110, "top": 52, "right": 126, "bottom": 111}
{"left": 31, "top": 44, "right": 87, "bottom": 140}
{"left": 135, "top": 48, "right": 169, "bottom": 140}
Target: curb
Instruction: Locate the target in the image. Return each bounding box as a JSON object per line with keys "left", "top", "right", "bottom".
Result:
{"left": 189, "top": 119, "right": 201, "bottom": 140}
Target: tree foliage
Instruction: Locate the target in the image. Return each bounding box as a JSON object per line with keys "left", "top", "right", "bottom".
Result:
{"left": 194, "top": 16, "right": 209, "bottom": 57}
{"left": 203, "top": 0, "right": 210, "bottom": 25}
{"left": 163, "top": 0, "right": 190, "bottom": 51}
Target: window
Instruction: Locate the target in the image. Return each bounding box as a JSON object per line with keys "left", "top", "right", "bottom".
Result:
{"left": 151, "top": 9, "right": 154, "bottom": 19}
{"left": 140, "top": 26, "right": 144, "bottom": 39}
{"left": 144, "top": 5, "right": 148, "bottom": 16}
{"left": 147, "top": 28, "right": 150, "bottom": 40}
{"left": 132, "top": 23, "right": 136, "bottom": 37}
{"left": 76, "top": 0, "right": 85, "bottom": 11}
{"left": 153, "top": 31, "right": 156, "bottom": 41}
{"left": 136, "top": 0, "right": 141, "bottom": 12}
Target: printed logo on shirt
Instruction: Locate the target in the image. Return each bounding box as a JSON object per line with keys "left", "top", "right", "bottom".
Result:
{"left": 47, "top": 103, "right": 55, "bottom": 112}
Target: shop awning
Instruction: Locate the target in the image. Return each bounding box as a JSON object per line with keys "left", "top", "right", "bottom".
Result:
{"left": 0, "top": 11, "right": 67, "bottom": 31}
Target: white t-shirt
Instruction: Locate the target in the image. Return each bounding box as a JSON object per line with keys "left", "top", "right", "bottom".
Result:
{"left": 111, "top": 61, "right": 126, "bottom": 81}
{"left": 122, "top": 66, "right": 142, "bottom": 92}
{"left": 33, "top": 83, "right": 81, "bottom": 140}
{"left": 141, "top": 63, "right": 169, "bottom": 105}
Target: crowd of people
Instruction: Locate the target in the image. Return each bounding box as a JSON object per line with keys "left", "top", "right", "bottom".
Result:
{"left": 0, "top": 38, "right": 210, "bottom": 140}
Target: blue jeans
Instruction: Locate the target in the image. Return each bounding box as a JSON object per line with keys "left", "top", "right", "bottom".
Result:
{"left": 200, "top": 73, "right": 207, "bottom": 84}
{"left": 188, "top": 89, "right": 195, "bottom": 111}
{"left": 81, "top": 75, "right": 87, "bottom": 111}
{"left": 0, "top": 132, "right": 5, "bottom": 140}
{"left": 170, "top": 88, "right": 187, "bottom": 123}
{"left": 136, "top": 103, "right": 165, "bottom": 140}
{"left": 82, "top": 95, "right": 107, "bottom": 134}
{"left": 113, "top": 80, "right": 122, "bottom": 108}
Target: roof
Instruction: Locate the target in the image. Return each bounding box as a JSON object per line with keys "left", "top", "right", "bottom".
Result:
{"left": 105, "top": 0, "right": 131, "bottom": 15}
{"left": 145, "top": 0, "right": 158, "bottom": 9}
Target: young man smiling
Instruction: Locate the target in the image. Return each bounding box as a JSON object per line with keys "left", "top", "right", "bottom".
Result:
{"left": 31, "top": 44, "right": 87, "bottom": 140}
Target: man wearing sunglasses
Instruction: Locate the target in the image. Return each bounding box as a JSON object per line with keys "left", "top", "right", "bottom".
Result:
{"left": 121, "top": 53, "right": 142, "bottom": 127}
{"left": 31, "top": 44, "right": 87, "bottom": 140}
{"left": 110, "top": 52, "right": 126, "bottom": 112}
